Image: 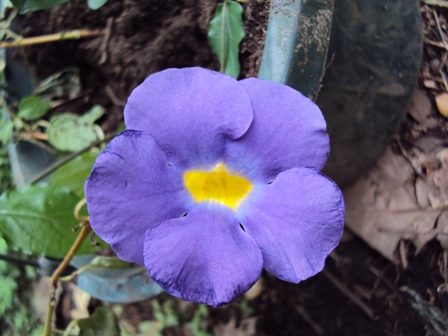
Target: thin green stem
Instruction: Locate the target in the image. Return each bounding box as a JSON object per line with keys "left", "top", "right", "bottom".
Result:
{"left": 62, "top": 319, "right": 79, "bottom": 336}
{"left": 43, "top": 222, "right": 92, "bottom": 336}
{"left": 29, "top": 133, "right": 117, "bottom": 185}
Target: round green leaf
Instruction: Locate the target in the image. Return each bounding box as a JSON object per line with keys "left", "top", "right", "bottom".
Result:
{"left": 48, "top": 113, "right": 100, "bottom": 152}
{"left": 0, "top": 184, "right": 97, "bottom": 258}
{"left": 18, "top": 95, "right": 52, "bottom": 120}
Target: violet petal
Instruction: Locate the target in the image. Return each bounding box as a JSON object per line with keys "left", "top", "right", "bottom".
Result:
{"left": 144, "top": 203, "right": 263, "bottom": 307}
{"left": 236, "top": 167, "right": 344, "bottom": 283}
{"left": 225, "top": 78, "right": 329, "bottom": 183}
{"left": 85, "top": 130, "right": 192, "bottom": 264}
{"left": 124, "top": 67, "right": 253, "bottom": 170}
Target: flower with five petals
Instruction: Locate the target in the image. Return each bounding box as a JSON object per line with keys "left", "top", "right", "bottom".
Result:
{"left": 85, "top": 67, "right": 345, "bottom": 307}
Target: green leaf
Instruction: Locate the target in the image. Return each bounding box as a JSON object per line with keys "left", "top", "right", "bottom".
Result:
{"left": 47, "top": 106, "right": 104, "bottom": 152}
{"left": 0, "top": 118, "right": 13, "bottom": 144}
{"left": 208, "top": 0, "right": 245, "bottom": 78}
{"left": 0, "top": 184, "right": 96, "bottom": 258}
{"left": 18, "top": 95, "right": 52, "bottom": 120}
{"left": 49, "top": 150, "right": 99, "bottom": 197}
{"left": 118, "top": 123, "right": 126, "bottom": 133}
{"left": 11, "top": 0, "right": 69, "bottom": 13}
{"left": 34, "top": 68, "right": 81, "bottom": 101}
{"left": 79, "top": 105, "right": 105, "bottom": 124}
{"left": 88, "top": 256, "right": 133, "bottom": 270}
{"left": 78, "top": 307, "right": 121, "bottom": 336}
{"left": 88, "top": 0, "right": 108, "bottom": 10}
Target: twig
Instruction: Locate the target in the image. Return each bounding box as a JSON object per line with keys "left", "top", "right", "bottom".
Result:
{"left": 295, "top": 305, "right": 324, "bottom": 335}
{"left": 433, "top": 8, "right": 448, "bottom": 50}
{"left": 28, "top": 133, "right": 117, "bottom": 185}
{"left": 14, "top": 131, "right": 48, "bottom": 141}
{"left": 399, "top": 241, "right": 408, "bottom": 269}
{"left": 441, "top": 70, "right": 448, "bottom": 92}
{"left": 0, "top": 30, "right": 102, "bottom": 49}
{"left": 99, "top": 18, "right": 113, "bottom": 65}
{"left": 424, "top": 38, "right": 447, "bottom": 48}
{"left": 105, "top": 85, "right": 125, "bottom": 107}
{"left": 50, "top": 90, "right": 93, "bottom": 110}
{"left": 322, "top": 269, "right": 376, "bottom": 320}
{"left": 43, "top": 222, "right": 92, "bottom": 336}
{"left": 369, "top": 264, "right": 404, "bottom": 302}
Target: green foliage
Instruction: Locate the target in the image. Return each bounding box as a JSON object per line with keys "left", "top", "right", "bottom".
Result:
{"left": 0, "top": 155, "right": 12, "bottom": 193}
{"left": 87, "top": 256, "right": 133, "bottom": 270}
{"left": 115, "top": 300, "right": 212, "bottom": 336}
{"left": 18, "top": 95, "right": 52, "bottom": 120}
{"left": 47, "top": 105, "right": 104, "bottom": 152}
{"left": 0, "top": 115, "right": 13, "bottom": 144}
{"left": 0, "top": 184, "right": 97, "bottom": 258}
{"left": 50, "top": 150, "right": 99, "bottom": 197}
{"left": 118, "top": 122, "right": 126, "bottom": 133}
{"left": 240, "top": 299, "right": 255, "bottom": 317}
{"left": 208, "top": 0, "right": 245, "bottom": 78}
{"left": 186, "top": 305, "right": 212, "bottom": 336}
{"left": 0, "top": 238, "right": 44, "bottom": 335}
{"left": 34, "top": 68, "right": 81, "bottom": 101}
{"left": 78, "top": 307, "right": 121, "bottom": 336}
{"left": 10, "top": 0, "right": 69, "bottom": 14}
{"left": 88, "top": 0, "right": 108, "bottom": 10}
{"left": 152, "top": 300, "right": 179, "bottom": 329}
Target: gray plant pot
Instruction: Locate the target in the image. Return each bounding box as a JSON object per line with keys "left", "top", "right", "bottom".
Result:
{"left": 259, "top": 0, "right": 422, "bottom": 187}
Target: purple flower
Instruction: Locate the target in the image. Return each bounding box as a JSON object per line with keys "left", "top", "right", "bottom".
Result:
{"left": 85, "top": 67, "right": 344, "bottom": 307}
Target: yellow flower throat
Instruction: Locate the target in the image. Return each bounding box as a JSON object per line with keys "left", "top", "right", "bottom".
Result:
{"left": 184, "top": 163, "right": 252, "bottom": 209}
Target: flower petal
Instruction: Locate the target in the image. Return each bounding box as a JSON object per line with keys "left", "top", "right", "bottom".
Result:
{"left": 225, "top": 78, "right": 329, "bottom": 183}
{"left": 85, "top": 130, "right": 192, "bottom": 264}
{"left": 144, "top": 203, "right": 263, "bottom": 307}
{"left": 236, "top": 167, "right": 344, "bottom": 283}
{"left": 124, "top": 67, "right": 253, "bottom": 170}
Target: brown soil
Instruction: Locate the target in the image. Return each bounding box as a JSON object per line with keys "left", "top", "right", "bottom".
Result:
{"left": 19, "top": 0, "right": 270, "bottom": 133}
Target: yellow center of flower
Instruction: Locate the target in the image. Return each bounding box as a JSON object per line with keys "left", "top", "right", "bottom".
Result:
{"left": 184, "top": 163, "right": 252, "bottom": 209}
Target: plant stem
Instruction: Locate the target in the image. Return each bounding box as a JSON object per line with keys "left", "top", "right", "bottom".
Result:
{"left": 0, "top": 30, "right": 102, "bottom": 49}
{"left": 28, "top": 133, "right": 117, "bottom": 185}
{"left": 15, "top": 131, "right": 49, "bottom": 141}
{"left": 62, "top": 319, "right": 79, "bottom": 336}
{"left": 43, "top": 222, "right": 92, "bottom": 336}
{"left": 0, "top": 253, "right": 39, "bottom": 267}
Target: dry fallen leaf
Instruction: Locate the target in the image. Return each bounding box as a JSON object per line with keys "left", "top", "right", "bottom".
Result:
{"left": 409, "top": 89, "right": 432, "bottom": 123}
{"left": 424, "top": 79, "right": 439, "bottom": 90}
{"left": 344, "top": 145, "right": 447, "bottom": 263}
{"left": 435, "top": 92, "right": 448, "bottom": 118}
{"left": 244, "top": 278, "right": 263, "bottom": 300}
{"left": 69, "top": 283, "right": 91, "bottom": 319}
